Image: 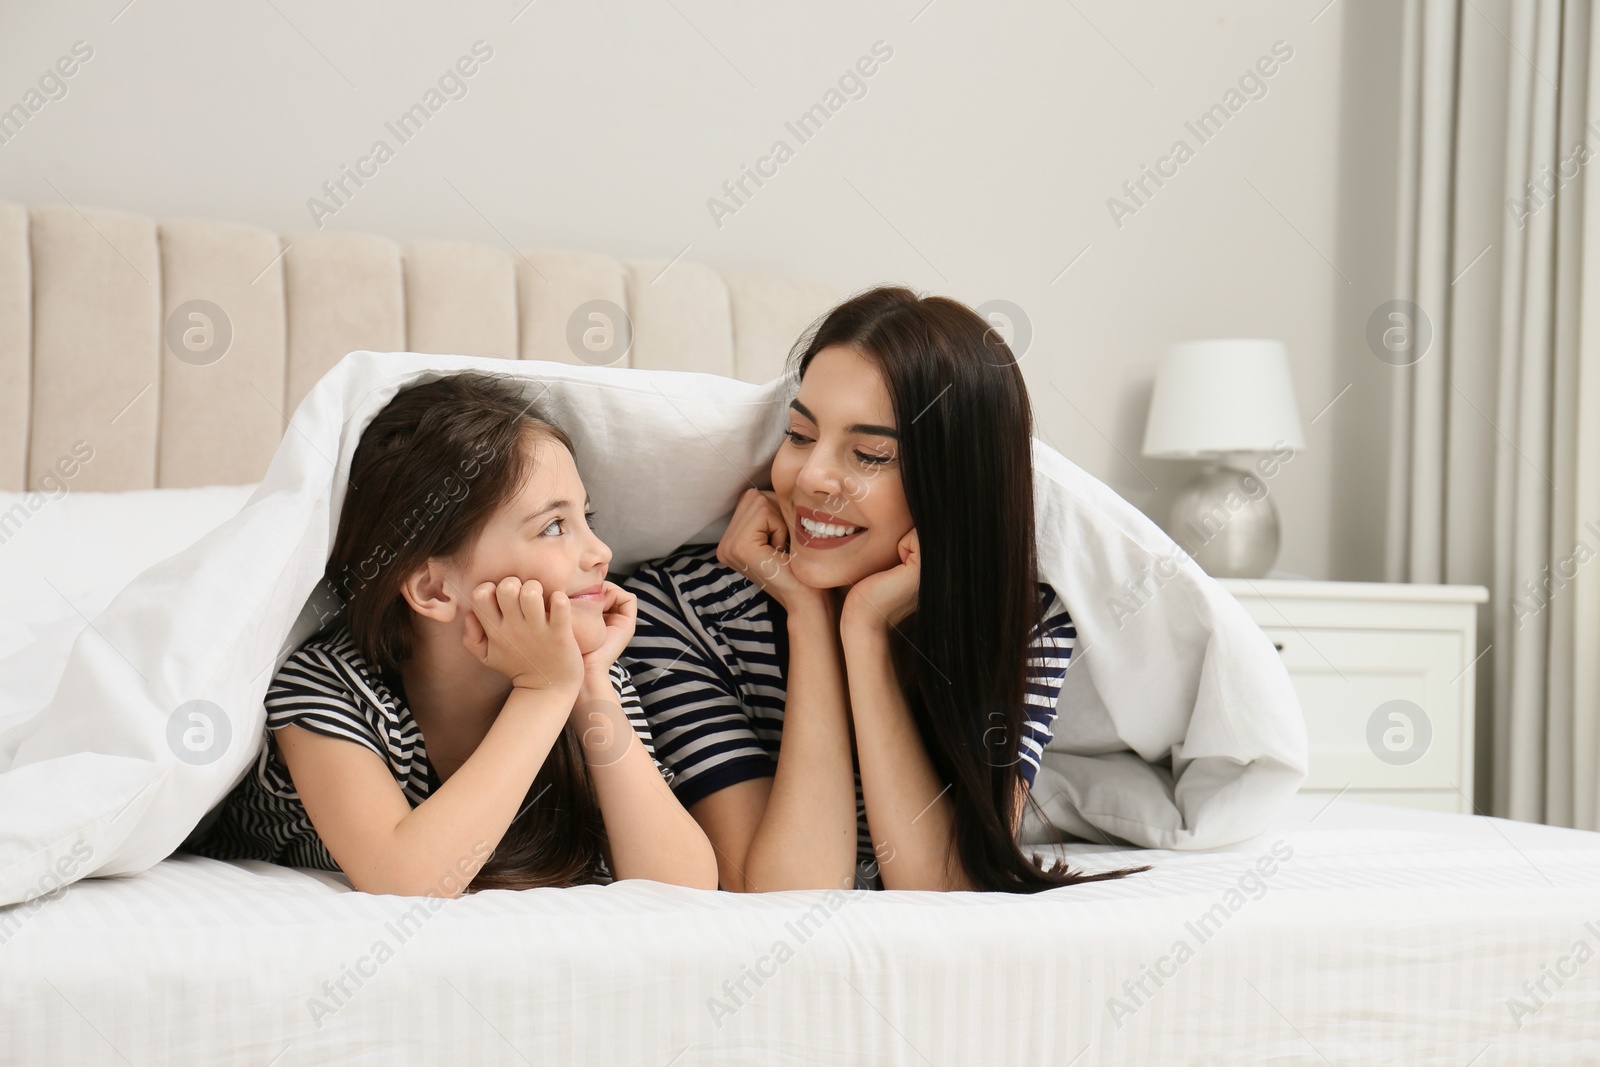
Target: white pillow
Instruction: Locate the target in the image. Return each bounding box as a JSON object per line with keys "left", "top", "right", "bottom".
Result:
{"left": 0, "top": 484, "right": 260, "bottom": 662}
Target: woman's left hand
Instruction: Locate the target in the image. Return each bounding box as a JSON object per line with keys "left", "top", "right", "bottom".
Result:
{"left": 579, "top": 581, "right": 638, "bottom": 677}
{"left": 842, "top": 528, "right": 920, "bottom": 635}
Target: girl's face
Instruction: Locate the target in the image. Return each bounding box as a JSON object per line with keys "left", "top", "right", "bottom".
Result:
{"left": 770, "top": 344, "right": 914, "bottom": 590}
{"left": 452, "top": 435, "right": 612, "bottom": 654}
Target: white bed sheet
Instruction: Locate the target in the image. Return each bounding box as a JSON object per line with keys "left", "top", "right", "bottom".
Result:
{"left": 3, "top": 795, "right": 1597, "bottom": 1066}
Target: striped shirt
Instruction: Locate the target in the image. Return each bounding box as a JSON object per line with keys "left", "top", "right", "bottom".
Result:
{"left": 185, "top": 623, "right": 667, "bottom": 881}
{"left": 620, "top": 543, "right": 1076, "bottom": 889}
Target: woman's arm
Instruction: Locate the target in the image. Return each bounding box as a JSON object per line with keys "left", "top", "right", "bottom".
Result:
{"left": 573, "top": 671, "right": 718, "bottom": 888}
{"left": 623, "top": 553, "right": 786, "bottom": 893}
{"left": 840, "top": 619, "right": 975, "bottom": 891}
{"left": 837, "top": 528, "right": 980, "bottom": 891}
{"left": 702, "top": 489, "right": 859, "bottom": 892}
{"left": 734, "top": 593, "right": 859, "bottom": 891}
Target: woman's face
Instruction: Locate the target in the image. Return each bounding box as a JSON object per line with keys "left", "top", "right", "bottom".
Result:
{"left": 770, "top": 344, "right": 915, "bottom": 590}
{"left": 452, "top": 435, "right": 612, "bottom": 654}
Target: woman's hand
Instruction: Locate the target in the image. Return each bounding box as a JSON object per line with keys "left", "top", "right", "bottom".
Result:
{"left": 461, "top": 577, "right": 585, "bottom": 696}
{"left": 579, "top": 581, "right": 637, "bottom": 679}
{"left": 717, "top": 488, "right": 830, "bottom": 615}
{"left": 842, "top": 528, "right": 920, "bottom": 636}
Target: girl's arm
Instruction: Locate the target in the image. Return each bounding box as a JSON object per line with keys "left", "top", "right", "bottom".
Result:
{"left": 708, "top": 489, "right": 858, "bottom": 892}
{"left": 279, "top": 575, "right": 584, "bottom": 897}
{"left": 572, "top": 671, "right": 718, "bottom": 888}
{"left": 277, "top": 683, "right": 574, "bottom": 897}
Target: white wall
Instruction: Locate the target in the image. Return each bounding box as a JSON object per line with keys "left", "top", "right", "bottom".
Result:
{"left": 0, "top": 0, "right": 1405, "bottom": 581}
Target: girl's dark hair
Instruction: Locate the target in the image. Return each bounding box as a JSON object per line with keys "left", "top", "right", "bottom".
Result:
{"left": 789, "top": 287, "right": 1151, "bottom": 892}
{"left": 323, "top": 371, "right": 606, "bottom": 893}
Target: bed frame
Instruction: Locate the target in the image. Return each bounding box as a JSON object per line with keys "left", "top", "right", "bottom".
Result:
{"left": 0, "top": 198, "right": 838, "bottom": 494}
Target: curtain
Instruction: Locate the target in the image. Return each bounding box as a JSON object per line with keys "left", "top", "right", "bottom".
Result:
{"left": 1387, "top": 0, "right": 1600, "bottom": 831}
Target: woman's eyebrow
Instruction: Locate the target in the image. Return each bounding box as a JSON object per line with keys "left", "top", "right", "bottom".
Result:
{"left": 790, "top": 398, "right": 899, "bottom": 439}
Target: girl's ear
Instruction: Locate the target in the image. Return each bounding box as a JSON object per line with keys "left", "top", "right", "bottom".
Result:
{"left": 399, "top": 558, "right": 463, "bottom": 623}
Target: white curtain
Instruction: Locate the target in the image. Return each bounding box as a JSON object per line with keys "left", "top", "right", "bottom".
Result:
{"left": 1387, "top": 0, "right": 1600, "bottom": 831}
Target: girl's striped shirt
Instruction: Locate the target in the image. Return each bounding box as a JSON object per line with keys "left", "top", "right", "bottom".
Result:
{"left": 621, "top": 543, "right": 1077, "bottom": 890}
{"left": 184, "top": 623, "right": 668, "bottom": 881}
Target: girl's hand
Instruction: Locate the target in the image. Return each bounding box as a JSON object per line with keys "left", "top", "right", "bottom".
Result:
{"left": 842, "top": 528, "right": 920, "bottom": 635}
{"left": 718, "top": 488, "right": 830, "bottom": 615}
{"left": 461, "top": 576, "right": 584, "bottom": 695}
{"left": 579, "top": 581, "right": 637, "bottom": 679}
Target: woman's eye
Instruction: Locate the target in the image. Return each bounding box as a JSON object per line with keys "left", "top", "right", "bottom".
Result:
{"left": 855, "top": 451, "right": 892, "bottom": 466}
{"left": 783, "top": 429, "right": 813, "bottom": 446}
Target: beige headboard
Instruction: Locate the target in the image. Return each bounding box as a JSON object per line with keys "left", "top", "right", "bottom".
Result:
{"left": 0, "top": 200, "right": 841, "bottom": 492}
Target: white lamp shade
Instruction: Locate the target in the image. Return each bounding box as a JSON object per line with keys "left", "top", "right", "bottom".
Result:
{"left": 1141, "top": 338, "right": 1307, "bottom": 458}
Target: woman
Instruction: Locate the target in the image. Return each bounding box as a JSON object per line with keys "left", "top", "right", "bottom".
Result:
{"left": 622, "top": 287, "right": 1147, "bottom": 893}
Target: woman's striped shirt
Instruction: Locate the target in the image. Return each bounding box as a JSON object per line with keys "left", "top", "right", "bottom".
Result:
{"left": 184, "top": 623, "right": 667, "bottom": 881}
{"left": 621, "top": 543, "right": 1077, "bottom": 889}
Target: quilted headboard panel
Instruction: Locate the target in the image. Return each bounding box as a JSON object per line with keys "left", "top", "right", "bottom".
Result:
{"left": 0, "top": 200, "right": 841, "bottom": 492}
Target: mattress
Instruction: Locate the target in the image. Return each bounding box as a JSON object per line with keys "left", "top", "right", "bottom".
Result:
{"left": 3, "top": 795, "right": 1597, "bottom": 1066}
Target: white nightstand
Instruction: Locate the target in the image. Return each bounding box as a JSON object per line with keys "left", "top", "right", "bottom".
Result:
{"left": 1215, "top": 578, "right": 1489, "bottom": 815}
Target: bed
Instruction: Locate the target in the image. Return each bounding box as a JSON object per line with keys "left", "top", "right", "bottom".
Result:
{"left": 6, "top": 796, "right": 1599, "bottom": 1064}
{"left": 1, "top": 198, "right": 1597, "bottom": 1065}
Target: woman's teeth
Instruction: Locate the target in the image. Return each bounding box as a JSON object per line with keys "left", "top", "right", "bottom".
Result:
{"left": 799, "top": 516, "right": 862, "bottom": 538}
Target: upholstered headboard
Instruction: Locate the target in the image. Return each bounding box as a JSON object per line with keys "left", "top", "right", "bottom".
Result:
{"left": 0, "top": 200, "right": 841, "bottom": 492}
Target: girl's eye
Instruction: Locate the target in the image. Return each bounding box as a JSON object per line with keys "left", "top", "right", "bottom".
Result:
{"left": 855, "top": 451, "right": 892, "bottom": 466}
{"left": 783, "top": 428, "right": 813, "bottom": 446}
{"left": 585, "top": 510, "right": 598, "bottom": 529}
{"left": 540, "top": 518, "right": 565, "bottom": 537}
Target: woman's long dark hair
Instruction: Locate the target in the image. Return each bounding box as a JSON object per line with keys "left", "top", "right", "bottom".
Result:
{"left": 791, "top": 287, "right": 1150, "bottom": 892}
{"left": 323, "top": 371, "right": 606, "bottom": 892}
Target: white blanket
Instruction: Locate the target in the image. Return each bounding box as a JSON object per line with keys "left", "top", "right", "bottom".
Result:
{"left": 0, "top": 352, "right": 1306, "bottom": 906}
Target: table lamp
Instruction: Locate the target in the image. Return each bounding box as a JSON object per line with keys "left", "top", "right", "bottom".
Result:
{"left": 1141, "top": 339, "right": 1306, "bottom": 578}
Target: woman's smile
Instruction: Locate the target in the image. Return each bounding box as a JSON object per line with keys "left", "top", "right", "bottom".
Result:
{"left": 793, "top": 505, "right": 867, "bottom": 549}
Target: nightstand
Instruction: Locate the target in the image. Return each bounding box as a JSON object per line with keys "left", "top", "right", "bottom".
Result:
{"left": 1215, "top": 578, "right": 1489, "bottom": 815}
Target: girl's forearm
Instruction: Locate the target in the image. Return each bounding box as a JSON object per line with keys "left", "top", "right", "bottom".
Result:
{"left": 742, "top": 599, "right": 859, "bottom": 891}
{"left": 382, "top": 686, "right": 573, "bottom": 897}
{"left": 575, "top": 674, "right": 718, "bottom": 888}
{"left": 844, "top": 623, "right": 974, "bottom": 891}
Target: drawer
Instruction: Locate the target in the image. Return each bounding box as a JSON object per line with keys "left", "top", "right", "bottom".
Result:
{"left": 1302, "top": 789, "right": 1469, "bottom": 815}
{"left": 1261, "top": 626, "right": 1470, "bottom": 792}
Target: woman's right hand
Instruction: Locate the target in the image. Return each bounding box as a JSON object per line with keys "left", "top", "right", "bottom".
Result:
{"left": 461, "top": 576, "right": 585, "bottom": 696}
{"left": 717, "top": 489, "right": 830, "bottom": 615}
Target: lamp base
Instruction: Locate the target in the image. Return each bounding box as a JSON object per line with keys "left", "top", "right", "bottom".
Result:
{"left": 1167, "top": 463, "right": 1280, "bottom": 579}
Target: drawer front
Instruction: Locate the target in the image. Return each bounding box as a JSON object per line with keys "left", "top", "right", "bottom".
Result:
{"left": 1262, "top": 626, "right": 1469, "bottom": 792}
{"left": 1302, "top": 789, "right": 1469, "bottom": 815}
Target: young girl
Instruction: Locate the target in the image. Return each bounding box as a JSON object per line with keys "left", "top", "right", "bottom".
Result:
{"left": 190, "top": 372, "right": 717, "bottom": 895}
{"left": 623, "top": 287, "right": 1150, "bottom": 893}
